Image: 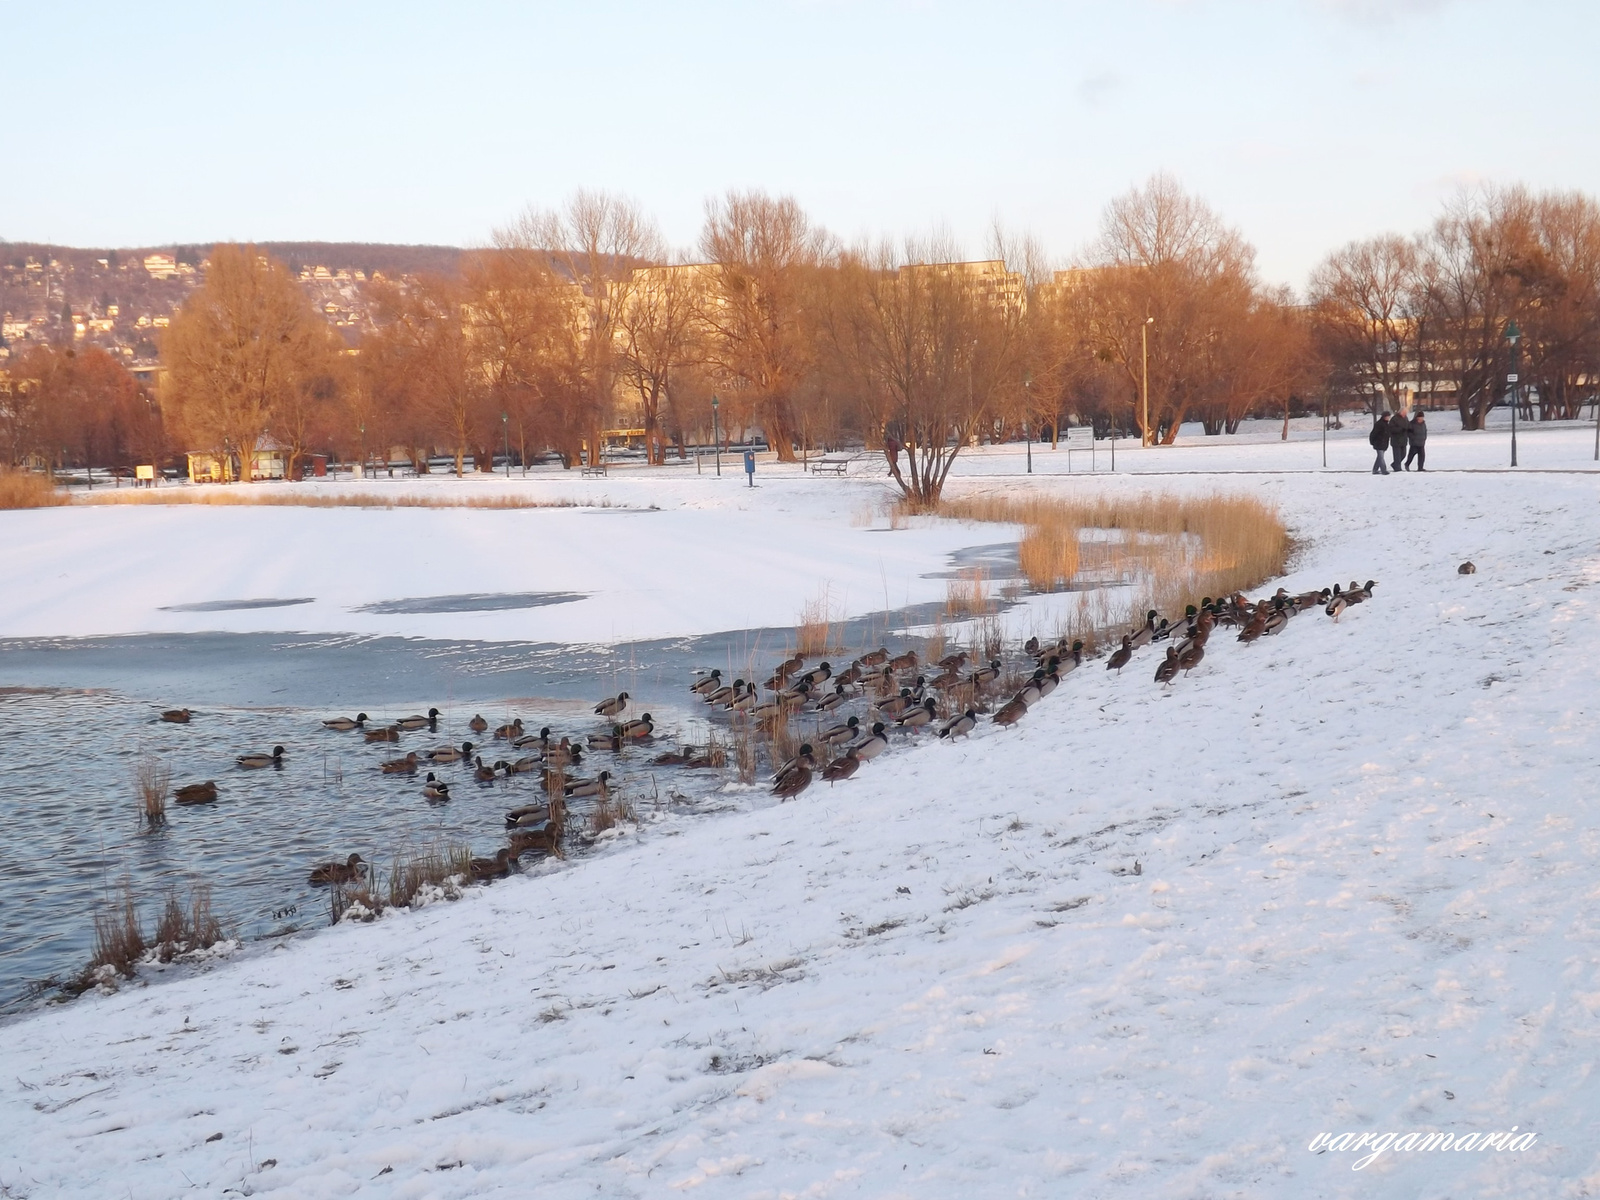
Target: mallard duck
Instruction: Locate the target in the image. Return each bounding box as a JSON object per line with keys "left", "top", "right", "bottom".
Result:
{"left": 1132, "top": 611, "right": 1158, "bottom": 649}
{"left": 1177, "top": 641, "right": 1205, "bottom": 674}
{"left": 542, "top": 737, "right": 581, "bottom": 766}
{"left": 396, "top": 708, "right": 441, "bottom": 732}
{"left": 322, "top": 712, "right": 367, "bottom": 731}
{"left": 564, "top": 770, "right": 611, "bottom": 799}
{"left": 473, "top": 756, "right": 503, "bottom": 783}
{"left": 929, "top": 668, "right": 964, "bottom": 692}
{"left": 425, "top": 741, "right": 473, "bottom": 763}
{"left": 422, "top": 772, "right": 450, "bottom": 801}
{"left": 174, "top": 780, "right": 218, "bottom": 804}
{"left": 778, "top": 680, "right": 813, "bottom": 706}
{"left": 814, "top": 685, "right": 849, "bottom": 713}
{"left": 690, "top": 669, "right": 722, "bottom": 697}
{"left": 619, "top": 714, "right": 654, "bottom": 739}
{"left": 835, "top": 662, "right": 864, "bottom": 686}
{"left": 1056, "top": 641, "right": 1085, "bottom": 676}
{"left": 821, "top": 751, "right": 860, "bottom": 783}
{"left": 992, "top": 697, "right": 1028, "bottom": 726}
{"left": 1016, "top": 674, "right": 1045, "bottom": 707}
{"left": 706, "top": 678, "right": 741, "bottom": 707}
{"left": 506, "top": 801, "right": 555, "bottom": 828}
{"left": 308, "top": 853, "right": 365, "bottom": 885}
{"left": 730, "top": 685, "right": 760, "bottom": 713}
{"left": 469, "top": 848, "right": 513, "bottom": 880}
{"left": 588, "top": 726, "right": 623, "bottom": 752}
{"left": 857, "top": 647, "right": 889, "bottom": 668}
{"left": 509, "top": 821, "right": 561, "bottom": 856}
{"left": 493, "top": 718, "right": 524, "bottom": 741}
{"left": 1237, "top": 611, "right": 1268, "bottom": 643}
{"left": 775, "top": 743, "right": 815, "bottom": 779}
{"left": 797, "top": 662, "right": 832, "bottom": 689}
{"left": 1350, "top": 579, "right": 1376, "bottom": 603}
{"left": 1458, "top": 561, "right": 1476, "bottom": 575}
{"left": 594, "top": 692, "right": 629, "bottom": 718}
{"left": 888, "top": 649, "right": 919, "bottom": 674}
{"left": 1262, "top": 602, "right": 1290, "bottom": 636}
{"left": 1036, "top": 666, "right": 1060, "bottom": 699}
{"left": 850, "top": 722, "right": 890, "bottom": 759}
{"left": 1325, "top": 589, "right": 1350, "bottom": 621}
{"left": 771, "top": 748, "right": 816, "bottom": 800}
{"left": 1154, "top": 647, "right": 1180, "bottom": 686}
{"left": 897, "top": 697, "right": 937, "bottom": 730}
{"left": 511, "top": 725, "right": 549, "bottom": 749}
{"left": 969, "top": 659, "right": 1002, "bottom": 687}
{"left": 364, "top": 726, "right": 401, "bottom": 743}
{"left": 160, "top": 708, "right": 192, "bottom": 724}
{"left": 1107, "top": 635, "right": 1134, "bottom": 673}
{"left": 1023, "top": 636, "right": 1041, "bottom": 657}
{"left": 819, "top": 715, "right": 860, "bottom": 746}
{"left": 939, "top": 709, "right": 977, "bottom": 739}
{"left": 937, "top": 650, "right": 969, "bottom": 673}
{"left": 508, "top": 755, "right": 543, "bottom": 775}
{"left": 468, "top": 714, "right": 489, "bottom": 733}
{"left": 876, "top": 688, "right": 914, "bottom": 719}
{"left": 750, "top": 698, "right": 786, "bottom": 723}
{"left": 237, "top": 745, "right": 285, "bottom": 769}
{"left": 380, "top": 751, "right": 420, "bottom": 774}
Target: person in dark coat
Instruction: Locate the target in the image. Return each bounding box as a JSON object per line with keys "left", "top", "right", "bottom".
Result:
{"left": 1369, "top": 414, "right": 1391, "bottom": 475}
{"left": 1388, "top": 411, "right": 1411, "bottom": 471}
{"left": 1405, "top": 411, "right": 1428, "bottom": 471}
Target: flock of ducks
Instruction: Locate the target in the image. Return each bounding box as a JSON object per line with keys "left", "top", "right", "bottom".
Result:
{"left": 168, "top": 575, "right": 1380, "bottom": 892}
{"left": 688, "top": 576, "right": 1381, "bottom": 803}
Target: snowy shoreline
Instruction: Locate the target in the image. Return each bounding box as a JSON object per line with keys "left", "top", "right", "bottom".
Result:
{"left": 2, "top": 424, "right": 1599, "bottom": 1197}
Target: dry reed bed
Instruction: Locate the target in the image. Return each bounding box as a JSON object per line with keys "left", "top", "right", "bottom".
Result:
{"left": 935, "top": 491, "right": 1290, "bottom": 652}
{"left": 0, "top": 468, "right": 67, "bottom": 508}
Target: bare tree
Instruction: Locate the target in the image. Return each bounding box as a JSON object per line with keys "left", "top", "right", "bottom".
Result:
{"left": 699, "top": 191, "right": 832, "bottom": 461}
{"left": 1308, "top": 234, "right": 1428, "bottom": 416}
{"left": 614, "top": 263, "right": 704, "bottom": 463}
{"left": 163, "top": 245, "right": 330, "bottom": 481}
{"left": 499, "top": 191, "right": 662, "bottom": 465}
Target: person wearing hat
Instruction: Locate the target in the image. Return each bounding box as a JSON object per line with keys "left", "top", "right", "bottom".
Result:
{"left": 1406, "top": 410, "right": 1428, "bottom": 471}
{"left": 1368, "top": 413, "right": 1391, "bottom": 474}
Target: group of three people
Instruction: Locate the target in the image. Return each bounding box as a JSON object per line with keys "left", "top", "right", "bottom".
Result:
{"left": 1369, "top": 410, "right": 1428, "bottom": 474}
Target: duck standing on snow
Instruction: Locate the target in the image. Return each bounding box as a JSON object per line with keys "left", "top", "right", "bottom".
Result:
{"left": 939, "top": 709, "right": 977, "bottom": 739}
{"left": 1177, "top": 640, "right": 1205, "bottom": 675}
{"left": 821, "top": 751, "right": 860, "bottom": 783}
{"left": 771, "top": 747, "right": 816, "bottom": 800}
{"left": 1129, "top": 611, "right": 1159, "bottom": 649}
{"left": 850, "top": 722, "right": 890, "bottom": 760}
{"left": 819, "top": 715, "right": 860, "bottom": 746}
{"left": 1154, "top": 647, "right": 1180, "bottom": 687}
{"left": 1107, "top": 635, "right": 1134, "bottom": 673}
{"left": 992, "top": 696, "right": 1029, "bottom": 726}
{"left": 322, "top": 712, "right": 367, "bottom": 731}
{"left": 897, "top": 697, "right": 938, "bottom": 731}
{"left": 594, "top": 692, "right": 629, "bottom": 718}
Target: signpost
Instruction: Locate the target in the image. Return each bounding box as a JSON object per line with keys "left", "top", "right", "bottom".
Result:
{"left": 743, "top": 449, "right": 755, "bottom": 487}
{"left": 712, "top": 394, "right": 721, "bottom": 477}
{"left": 1506, "top": 321, "right": 1521, "bottom": 468}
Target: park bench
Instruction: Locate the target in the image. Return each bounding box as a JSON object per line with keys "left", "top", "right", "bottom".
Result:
{"left": 581, "top": 463, "right": 609, "bottom": 477}
{"left": 808, "top": 456, "right": 855, "bottom": 476}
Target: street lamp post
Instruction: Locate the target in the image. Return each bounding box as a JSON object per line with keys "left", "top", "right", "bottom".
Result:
{"left": 357, "top": 423, "right": 365, "bottom": 481}
{"left": 711, "top": 394, "right": 721, "bottom": 477}
{"left": 1023, "top": 374, "right": 1033, "bottom": 475}
{"left": 1506, "top": 321, "right": 1521, "bottom": 468}
{"left": 1141, "top": 317, "right": 1154, "bottom": 448}
{"left": 1322, "top": 393, "right": 1328, "bottom": 468}
{"left": 501, "top": 412, "right": 510, "bottom": 478}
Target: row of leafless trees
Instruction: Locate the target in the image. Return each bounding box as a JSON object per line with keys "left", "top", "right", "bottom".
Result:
{"left": 5, "top": 178, "right": 1597, "bottom": 499}
{"left": 1308, "top": 186, "right": 1600, "bottom": 429}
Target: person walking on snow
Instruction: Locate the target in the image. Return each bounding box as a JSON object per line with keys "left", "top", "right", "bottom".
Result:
{"left": 1405, "top": 410, "right": 1428, "bottom": 471}
{"left": 1369, "top": 414, "right": 1391, "bottom": 474}
{"left": 1388, "top": 410, "right": 1411, "bottom": 472}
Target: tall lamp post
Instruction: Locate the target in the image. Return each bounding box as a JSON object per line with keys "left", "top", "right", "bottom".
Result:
{"left": 1506, "top": 321, "right": 1521, "bottom": 468}
{"left": 1141, "top": 316, "right": 1154, "bottom": 447}
{"left": 501, "top": 412, "right": 510, "bottom": 478}
{"left": 357, "top": 422, "right": 365, "bottom": 481}
{"left": 711, "top": 394, "right": 721, "bottom": 477}
{"left": 1023, "top": 373, "right": 1033, "bottom": 475}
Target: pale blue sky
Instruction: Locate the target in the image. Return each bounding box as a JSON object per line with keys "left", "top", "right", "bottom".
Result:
{"left": 3, "top": 0, "right": 1595, "bottom": 287}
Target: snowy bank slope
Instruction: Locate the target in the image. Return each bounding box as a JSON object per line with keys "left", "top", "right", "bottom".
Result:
{"left": 2, "top": 465, "right": 1599, "bottom": 1198}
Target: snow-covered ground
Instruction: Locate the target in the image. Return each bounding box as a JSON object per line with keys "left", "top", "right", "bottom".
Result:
{"left": 2, "top": 418, "right": 1599, "bottom": 1198}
